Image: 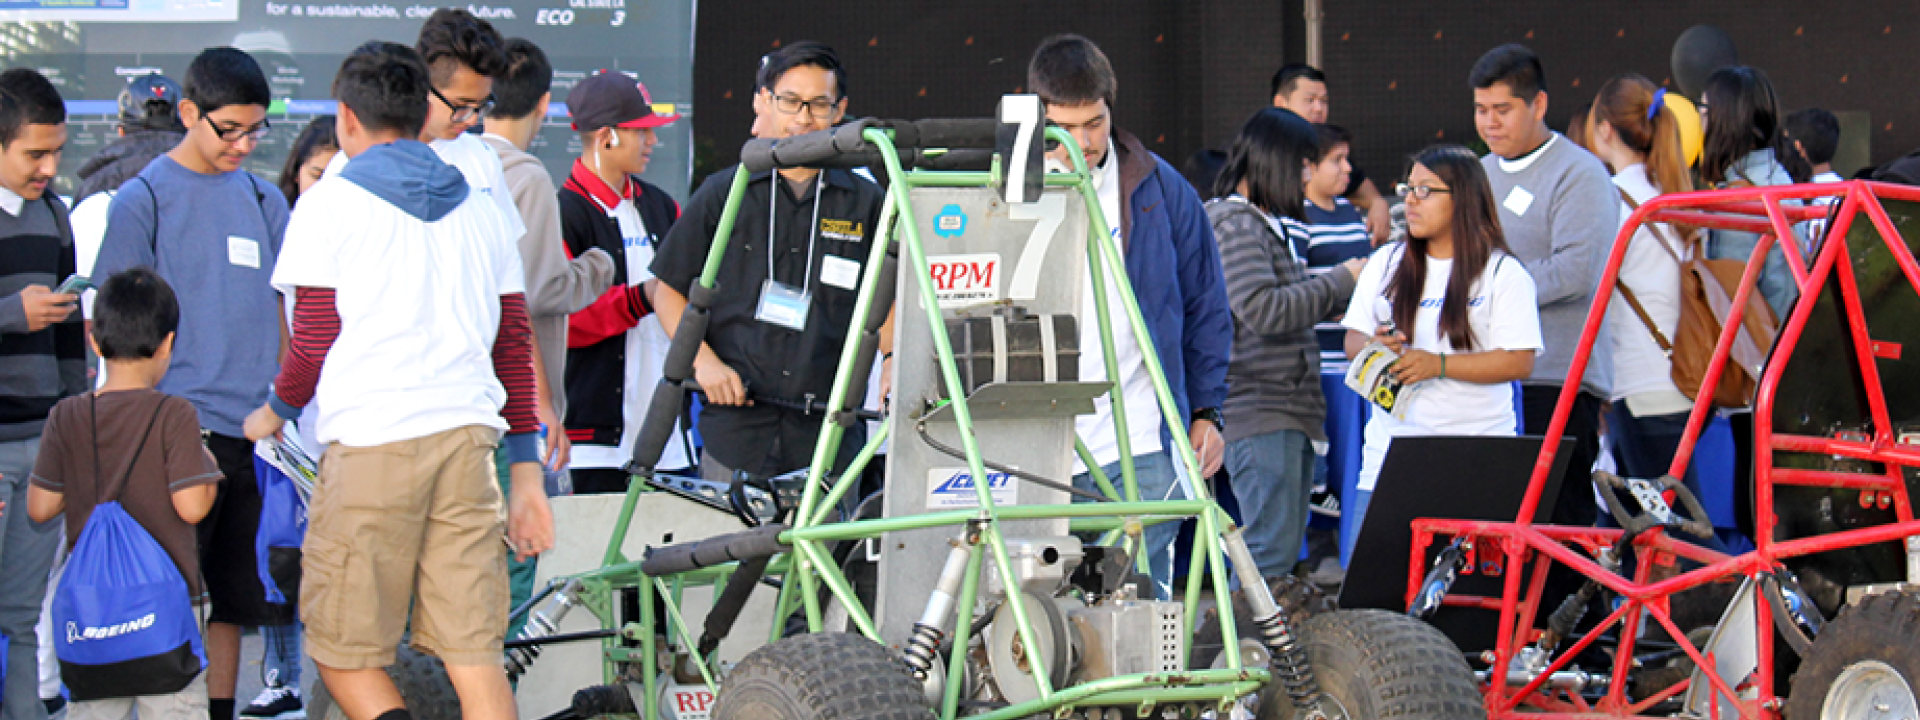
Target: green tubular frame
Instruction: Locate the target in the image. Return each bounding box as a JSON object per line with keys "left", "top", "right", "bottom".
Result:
{"left": 570, "top": 126, "right": 1257, "bottom": 719}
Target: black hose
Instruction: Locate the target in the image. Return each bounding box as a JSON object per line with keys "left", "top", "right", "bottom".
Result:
{"left": 914, "top": 422, "right": 1111, "bottom": 503}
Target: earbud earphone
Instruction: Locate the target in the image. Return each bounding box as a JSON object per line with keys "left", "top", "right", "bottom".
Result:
{"left": 608, "top": 130, "right": 621, "bottom": 148}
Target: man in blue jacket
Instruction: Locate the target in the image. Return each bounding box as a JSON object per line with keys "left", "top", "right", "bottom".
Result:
{"left": 1028, "top": 34, "right": 1232, "bottom": 599}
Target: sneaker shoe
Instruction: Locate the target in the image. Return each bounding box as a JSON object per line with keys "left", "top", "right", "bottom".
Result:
{"left": 241, "top": 683, "right": 305, "bottom": 720}
{"left": 1308, "top": 487, "right": 1341, "bottom": 518}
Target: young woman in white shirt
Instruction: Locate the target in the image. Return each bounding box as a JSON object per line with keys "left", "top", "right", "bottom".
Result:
{"left": 1340, "top": 145, "right": 1543, "bottom": 534}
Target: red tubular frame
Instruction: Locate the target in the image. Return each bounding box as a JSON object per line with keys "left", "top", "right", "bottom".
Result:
{"left": 1408, "top": 181, "right": 1920, "bottom": 718}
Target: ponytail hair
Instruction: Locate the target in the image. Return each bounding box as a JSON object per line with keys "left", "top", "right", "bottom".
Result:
{"left": 1590, "top": 74, "right": 1694, "bottom": 194}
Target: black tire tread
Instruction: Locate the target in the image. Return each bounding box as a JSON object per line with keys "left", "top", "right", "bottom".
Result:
{"left": 1292, "top": 609, "right": 1485, "bottom": 720}
{"left": 1785, "top": 589, "right": 1920, "bottom": 720}
{"left": 713, "top": 632, "right": 932, "bottom": 720}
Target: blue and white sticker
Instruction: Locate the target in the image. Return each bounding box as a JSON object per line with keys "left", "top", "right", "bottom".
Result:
{"left": 926, "top": 467, "right": 1018, "bottom": 508}
{"left": 933, "top": 204, "right": 968, "bottom": 238}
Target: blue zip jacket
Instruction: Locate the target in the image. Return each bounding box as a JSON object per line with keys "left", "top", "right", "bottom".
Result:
{"left": 1108, "top": 129, "right": 1232, "bottom": 447}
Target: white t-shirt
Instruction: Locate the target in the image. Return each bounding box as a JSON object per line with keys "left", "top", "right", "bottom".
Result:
{"left": 1607, "top": 165, "right": 1691, "bottom": 415}
{"left": 324, "top": 133, "right": 527, "bottom": 247}
{"left": 1342, "top": 243, "right": 1543, "bottom": 490}
{"left": 567, "top": 194, "right": 694, "bottom": 471}
{"left": 272, "top": 168, "right": 527, "bottom": 447}
{"left": 1071, "top": 141, "right": 1164, "bottom": 471}
{"left": 70, "top": 191, "right": 112, "bottom": 319}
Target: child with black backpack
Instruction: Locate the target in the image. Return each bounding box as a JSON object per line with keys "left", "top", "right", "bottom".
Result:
{"left": 26, "top": 268, "right": 221, "bottom": 720}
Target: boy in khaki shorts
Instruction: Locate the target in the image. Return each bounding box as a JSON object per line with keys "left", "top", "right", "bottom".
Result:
{"left": 242, "top": 41, "right": 552, "bottom": 720}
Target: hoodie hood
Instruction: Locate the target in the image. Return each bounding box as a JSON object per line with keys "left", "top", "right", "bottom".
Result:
{"left": 74, "top": 130, "right": 182, "bottom": 199}
{"left": 340, "top": 139, "right": 469, "bottom": 222}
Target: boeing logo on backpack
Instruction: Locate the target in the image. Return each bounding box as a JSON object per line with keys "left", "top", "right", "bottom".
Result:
{"left": 67, "top": 613, "right": 158, "bottom": 644}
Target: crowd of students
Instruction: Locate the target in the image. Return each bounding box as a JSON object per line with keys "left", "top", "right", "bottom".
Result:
{"left": 0, "top": 14, "right": 1859, "bottom": 720}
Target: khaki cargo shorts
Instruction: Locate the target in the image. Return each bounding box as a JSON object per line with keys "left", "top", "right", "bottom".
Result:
{"left": 300, "top": 425, "right": 508, "bottom": 669}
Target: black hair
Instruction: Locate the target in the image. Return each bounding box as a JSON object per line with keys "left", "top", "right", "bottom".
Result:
{"left": 0, "top": 68, "right": 65, "bottom": 148}
{"left": 489, "top": 38, "right": 552, "bottom": 120}
{"left": 333, "top": 41, "right": 432, "bottom": 138}
{"left": 277, "top": 116, "right": 338, "bottom": 204}
{"left": 1213, "top": 108, "right": 1317, "bottom": 221}
{"left": 1469, "top": 43, "right": 1545, "bottom": 103}
{"left": 1313, "top": 123, "right": 1351, "bottom": 161}
{"left": 1698, "top": 66, "right": 1783, "bottom": 186}
{"left": 417, "top": 7, "right": 508, "bottom": 85}
{"left": 1028, "top": 33, "right": 1116, "bottom": 108}
{"left": 183, "top": 47, "right": 272, "bottom": 115}
{"left": 1784, "top": 107, "right": 1840, "bottom": 166}
{"left": 93, "top": 268, "right": 179, "bottom": 361}
{"left": 756, "top": 41, "right": 847, "bottom": 99}
{"left": 1270, "top": 63, "right": 1326, "bottom": 99}
{"left": 1389, "top": 145, "right": 1512, "bottom": 351}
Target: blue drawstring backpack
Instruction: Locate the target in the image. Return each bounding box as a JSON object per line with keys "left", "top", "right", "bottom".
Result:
{"left": 252, "top": 451, "right": 307, "bottom": 605}
{"left": 54, "top": 396, "right": 203, "bottom": 701}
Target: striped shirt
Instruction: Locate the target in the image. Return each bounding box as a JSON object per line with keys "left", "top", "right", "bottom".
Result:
{"left": 1303, "top": 197, "right": 1371, "bottom": 364}
{"left": 0, "top": 190, "right": 86, "bottom": 440}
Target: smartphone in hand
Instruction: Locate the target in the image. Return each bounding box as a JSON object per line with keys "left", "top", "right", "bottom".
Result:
{"left": 54, "top": 274, "right": 91, "bottom": 296}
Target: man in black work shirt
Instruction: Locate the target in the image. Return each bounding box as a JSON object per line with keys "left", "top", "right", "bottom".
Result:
{"left": 650, "top": 41, "right": 888, "bottom": 482}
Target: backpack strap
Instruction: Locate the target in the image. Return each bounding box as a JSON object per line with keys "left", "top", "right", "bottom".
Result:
{"left": 132, "top": 176, "right": 160, "bottom": 255}
{"left": 92, "top": 393, "right": 170, "bottom": 503}
{"left": 1612, "top": 187, "right": 1680, "bottom": 355}
{"left": 42, "top": 193, "right": 72, "bottom": 250}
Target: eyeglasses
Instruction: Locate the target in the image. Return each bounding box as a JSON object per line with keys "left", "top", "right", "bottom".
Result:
{"left": 770, "top": 93, "right": 838, "bottom": 118}
{"left": 203, "top": 115, "right": 269, "bottom": 143}
{"left": 1395, "top": 183, "right": 1453, "bottom": 200}
{"left": 430, "top": 86, "right": 495, "bottom": 123}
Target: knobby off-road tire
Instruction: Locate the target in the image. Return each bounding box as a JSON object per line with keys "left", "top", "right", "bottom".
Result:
{"left": 712, "top": 632, "right": 933, "bottom": 720}
{"left": 307, "top": 645, "right": 462, "bottom": 720}
{"left": 1785, "top": 590, "right": 1920, "bottom": 720}
{"left": 1259, "top": 609, "right": 1485, "bottom": 720}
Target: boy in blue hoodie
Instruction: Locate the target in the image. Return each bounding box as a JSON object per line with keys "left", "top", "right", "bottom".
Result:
{"left": 241, "top": 42, "right": 551, "bottom": 720}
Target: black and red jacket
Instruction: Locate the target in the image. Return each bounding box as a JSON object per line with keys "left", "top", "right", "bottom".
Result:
{"left": 558, "top": 162, "right": 681, "bottom": 448}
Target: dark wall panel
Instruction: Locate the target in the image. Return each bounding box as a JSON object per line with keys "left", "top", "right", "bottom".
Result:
{"left": 1322, "top": 1, "right": 1914, "bottom": 185}
{"left": 691, "top": 1, "right": 1293, "bottom": 183}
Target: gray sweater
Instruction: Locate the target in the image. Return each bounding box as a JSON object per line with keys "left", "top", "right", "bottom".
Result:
{"left": 1207, "top": 199, "right": 1357, "bottom": 443}
{"left": 1480, "top": 132, "right": 1615, "bottom": 397}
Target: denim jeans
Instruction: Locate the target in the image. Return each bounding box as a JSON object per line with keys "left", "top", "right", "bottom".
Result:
{"left": 0, "top": 438, "right": 57, "bottom": 720}
{"left": 1225, "top": 430, "right": 1314, "bottom": 578}
{"left": 1072, "top": 451, "right": 1185, "bottom": 600}
{"left": 260, "top": 622, "right": 301, "bottom": 688}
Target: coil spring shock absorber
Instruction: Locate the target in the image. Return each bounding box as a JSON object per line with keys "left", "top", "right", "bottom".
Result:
{"left": 901, "top": 541, "right": 974, "bottom": 677}
{"left": 1221, "top": 526, "right": 1328, "bottom": 715}
{"left": 506, "top": 578, "right": 583, "bottom": 680}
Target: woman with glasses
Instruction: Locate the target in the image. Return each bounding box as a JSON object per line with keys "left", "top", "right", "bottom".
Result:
{"left": 1204, "top": 107, "right": 1364, "bottom": 580}
{"left": 1340, "top": 144, "right": 1542, "bottom": 533}
{"left": 1697, "top": 66, "right": 1798, "bottom": 318}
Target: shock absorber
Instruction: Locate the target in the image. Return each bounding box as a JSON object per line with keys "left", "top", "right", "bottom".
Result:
{"left": 902, "top": 541, "right": 973, "bottom": 677}
{"left": 507, "top": 578, "right": 584, "bottom": 679}
{"left": 1222, "top": 527, "right": 1326, "bottom": 713}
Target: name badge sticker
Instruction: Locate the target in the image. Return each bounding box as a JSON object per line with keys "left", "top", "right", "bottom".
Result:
{"left": 227, "top": 236, "right": 261, "bottom": 269}
{"left": 1503, "top": 186, "right": 1535, "bottom": 217}
{"left": 820, "top": 254, "right": 861, "bottom": 290}
{"left": 756, "top": 279, "right": 811, "bottom": 331}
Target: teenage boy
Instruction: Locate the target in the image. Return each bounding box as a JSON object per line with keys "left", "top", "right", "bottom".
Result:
{"left": 242, "top": 41, "right": 552, "bottom": 720}
{"left": 1470, "top": 43, "right": 1615, "bottom": 526}
{"left": 90, "top": 47, "right": 291, "bottom": 720}
{"left": 27, "top": 268, "right": 222, "bottom": 720}
{"left": 1028, "top": 34, "right": 1233, "bottom": 599}
{"left": 651, "top": 41, "right": 890, "bottom": 485}
{"left": 1271, "top": 64, "right": 1390, "bottom": 245}
{"left": 1302, "top": 124, "right": 1371, "bottom": 362}
{"left": 1785, "top": 108, "right": 1843, "bottom": 244}
{"left": 480, "top": 38, "right": 615, "bottom": 475}
{"left": 0, "top": 66, "right": 84, "bottom": 720}
{"left": 559, "top": 70, "right": 692, "bottom": 492}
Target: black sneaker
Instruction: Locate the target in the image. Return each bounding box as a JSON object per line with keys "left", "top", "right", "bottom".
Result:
{"left": 241, "top": 682, "right": 305, "bottom": 720}
{"left": 1308, "top": 485, "right": 1341, "bottom": 518}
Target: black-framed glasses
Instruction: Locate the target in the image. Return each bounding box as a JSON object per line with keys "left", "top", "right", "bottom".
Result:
{"left": 430, "top": 86, "right": 495, "bottom": 123}
{"left": 1395, "top": 182, "right": 1453, "bottom": 200}
{"left": 203, "top": 115, "right": 269, "bottom": 143}
{"left": 770, "top": 93, "right": 838, "bottom": 118}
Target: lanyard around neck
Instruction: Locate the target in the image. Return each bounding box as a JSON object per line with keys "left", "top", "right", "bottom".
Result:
{"left": 768, "top": 175, "right": 824, "bottom": 291}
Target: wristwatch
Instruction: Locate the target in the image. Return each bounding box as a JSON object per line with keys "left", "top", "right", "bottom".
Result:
{"left": 1191, "top": 407, "right": 1225, "bottom": 434}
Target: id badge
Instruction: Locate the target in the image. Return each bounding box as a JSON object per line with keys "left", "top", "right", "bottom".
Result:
{"left": 756, "top": 279, "right": 812, "bottom": 331}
